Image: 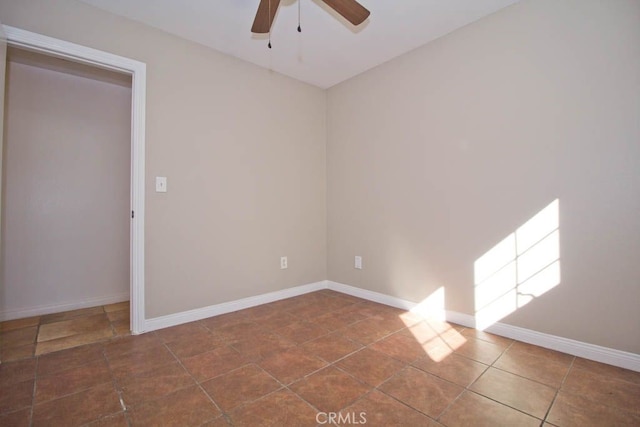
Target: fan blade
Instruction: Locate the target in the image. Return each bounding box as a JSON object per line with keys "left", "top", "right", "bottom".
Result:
{"left": 251, "top": 0, "right": 281, "bottom": 33}
{"left": 321, "top": 0, "right": 370, "bottom": 26}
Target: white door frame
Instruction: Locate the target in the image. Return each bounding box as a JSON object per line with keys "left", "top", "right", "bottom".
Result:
{"left": 2, "top": 25, "right": 146, "bottom": 334}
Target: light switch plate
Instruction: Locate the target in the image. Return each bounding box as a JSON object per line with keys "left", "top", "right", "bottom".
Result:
{"left": 156, "top": 176, "right": 167, "bottom": 193}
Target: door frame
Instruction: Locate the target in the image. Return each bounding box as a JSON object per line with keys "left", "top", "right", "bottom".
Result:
{"left": 2, "top": 25, "right": 146, "bottom": 334}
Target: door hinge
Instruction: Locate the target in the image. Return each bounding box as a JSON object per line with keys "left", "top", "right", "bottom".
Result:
{"left": 131, "top": 210, "right": 135, "bottom": 219}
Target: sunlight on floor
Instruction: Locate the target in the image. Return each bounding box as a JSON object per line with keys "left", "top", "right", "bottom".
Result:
{"left": 400, "top": 286, "right": 467, "bottom": 362}
{"left": 474, "top": 199, "right": 561, "bottom": 331}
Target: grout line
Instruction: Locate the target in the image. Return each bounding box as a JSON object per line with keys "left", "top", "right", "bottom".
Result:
{"left": 162, "top": 340, "right": 226, "bottom": 421}
{"left": 28, "top": 355, "right": 39, "bottom": 427}
{"left": 541, "top": 355, "right": 575, "bottom": 425}
{"left": 101, "top": 340, "right": 132, "bottom": 427}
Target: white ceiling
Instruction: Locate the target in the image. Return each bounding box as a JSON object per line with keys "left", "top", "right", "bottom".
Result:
{"left": 79, "top": 0, "right": 520, "bottom": 89}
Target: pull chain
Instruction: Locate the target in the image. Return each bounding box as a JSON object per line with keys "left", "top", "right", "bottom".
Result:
{"left": 268, "top": 0, "right": 272, "bottom": 48}
{"left": 297, "top": 0, "right": 302, "bottom": 32}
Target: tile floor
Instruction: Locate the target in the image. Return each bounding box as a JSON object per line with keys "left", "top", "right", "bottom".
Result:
{"left": 1, "top": 290, "right": 639, "bottom": 426}
{"left": 1, "top": 301, "right": 130, "bottom": 361}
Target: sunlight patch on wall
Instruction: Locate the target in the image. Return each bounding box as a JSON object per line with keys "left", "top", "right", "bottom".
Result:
{"left": 409, "top": 286, "right": 445, "bottom": 322}
{"left": 474, "top": 199, "right": 560, "bottom": 331}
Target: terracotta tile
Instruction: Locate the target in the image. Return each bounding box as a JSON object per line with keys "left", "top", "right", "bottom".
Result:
{"left": 154, "top": 322, "right": 210, "bottom": 343}
{"left": 103, "top": 332, "right": 163, "bottom": 358}
{"left": 106, "top": 310, "right": 129, "bottom": 323}
{"left": 118, "top": 361, "right": 194, "bottom": 406}
{"left": 31, "top": 382, "right": 121, "bottom": 427}
{"left": 35, "top": 327, "right": 114, "bottom": 355}
{"left": 229, "top": 389, "right": 318, "bottom": 426}
{"left": 0, "top": 379, "right": 34, "bottom": 414}
{"left": 313, "top": 306, "right": 368, "bottom": 331}
{"left": 166, "top": 330, "right": 225, "bottom": 359}
{"left": 248, "top": 311, "right": 298, "bottom": 330}
{"left": 37, "top": 313, "right": 111, "bottom": 342}
{"left": 0, "top": 316, "right": 40, "bottom": 333}
{"left": 36, "top": 358, "right": 112, "bottom": 404}
{"left": 199, "top": 311, "right": 251, "bottom": 331}
{"left": 425, "top": 318, "right": 464, "bottom": 334}
{"left": 459, "top": 328, "right": 514, "bottom": 349}
{"left": 290, "top": 366, "right": 370, "bottom": 412}
{"left": 320, "top": 296, "right": 357, "bottom": 312}
{"left": 0, "top": 408, "right": 31, "bottom": 426}
{"left": 547, "top": 391, "right": 640, "bottom": 427}
{"left": 493, "top": 348, "right": 571, "bottom": 388}
{"left": 0, "top": 358, "right": 36, "bottom": 387}
{"left": 201, "top": 364, "right": 282, "bottom": 411}
{"left": 129, "top": 385, "right": 220, "bottom": 426}
{"left": 337, "top": 348, "right": 404, "bottom": 387}
{"left": 470, "top": 367, "right": 555, "bottom": 418}
{"left": 339, "top": 317, "right": 401, "bottom": 345}
{"left": 107, "top": 344, "right": 176, "bottom": 379}
{"left": 215, "top": 321, "right": 266, "bottom": 342}
{"left": 291, "top": 292, "right": 334, "bottom": 306}
{"left": 370, "top": 331, "right": 431, "bottom": 363}
{"left": 507, "top": 341, "right": 574, "bottom": 365}
{"left": 439, "top": 327, "right": 470, "bottom": 350}
{"left": 379, "top": 366, "right": 463, "bottom": 418}
{"left": 413, "top": 352, "right": 488, "bottom": 387}
{"left": 230, "top": 332, "right": 295, "bottom": 361}
{"left": 439, "top": 391, "right": 540, "bottom": 427}
{"left": 200, "top": 416, "right": 233, "bottom": 427}
{"left": 300, "top": 332, "right": 363, "bottom": 363}
{"left": 453, "top": 336, "right": 505, "bottom": 365}
{"left": 396, "top": 324, "right": 460, "bottom": 363}
{"left": 103, "top": 302, "right": 129, "bottom": 313}
{"left": 400, "top": 320, "right": 439, "bottom": 343}
{"left": 273, "top": 321, "right": 329, "bottom": 344}
{"left": 0, "top": 343, "right": 35, "bottom": 362}
{"left": 352, "top": 301, "right": 403, "bottom": 319}
{"left": 283, "top": 302, "right": 330, "bottom": 319}
{"left": 40, "top": 306, "right": 105, "bottom": 324}
{"left": 182, "top": 345, "right": 249, "bottom": 382}
{"left": 111, "top": 319, "right": 131, "bottom": 336}
{"left": 0, "top": 326, "right": 37, "bottom": 348}
{"left": 37, "top": 342, "right": 104, "bottom": 376}
{"left": 396, "top": 310, "right": 428, "bottom": 327}
{"left": 240, "top": 303, "right": 280, "bottom": 319}
{"left": 342, "top": 390, "right": 438, "bottom": 427}
{"left": 85, "top": 412, "right": 129, "bottom": 426}
{"left": 562, "top": 366, "right": 640, "bottom": 414}
{"left": 572, "top": 357, "right": 640, "bottom": 386}
{"left": 259, "top": 347, "right": 327, "bottom": 385}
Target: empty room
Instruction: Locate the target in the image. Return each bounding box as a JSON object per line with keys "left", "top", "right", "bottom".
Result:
{"left": 0, "top": 0, "right": 639, "bottom": 426}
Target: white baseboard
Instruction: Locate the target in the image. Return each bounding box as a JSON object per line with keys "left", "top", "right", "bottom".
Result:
{"left": 0, "top": 292, "right": 130, "bottom": 321}
{"left": 143, "top": 281, "right": 327, "bottom": 332}
{"left": 327, "top": 281, "right": 640, "bottom": 372}
{"left": 139, "top": 279, "right": 640, "bottom": 372}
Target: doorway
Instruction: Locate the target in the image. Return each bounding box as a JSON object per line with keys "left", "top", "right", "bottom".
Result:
{"left": 1, "top": 26, "right": 146, "bottom": 335}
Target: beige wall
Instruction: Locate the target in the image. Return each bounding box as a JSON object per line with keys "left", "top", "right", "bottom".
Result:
{"left": 2, "top": 57, "right": 131, "bottom": 315}
{"left": 0, "top": 0, "right": 327, "bottom": 318}
{"left": 327, "top": 0, "right": 640, "bottom": 354}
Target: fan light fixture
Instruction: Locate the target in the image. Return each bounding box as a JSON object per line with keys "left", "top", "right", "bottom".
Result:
{"left": 251, "top": 0, "right": 370, "bottom": 48}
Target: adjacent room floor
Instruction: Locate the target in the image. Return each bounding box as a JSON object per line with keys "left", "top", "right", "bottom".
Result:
{"left": 0, "top": 291, "right": 638, "bottom": 426}
{"left": 1, "top": 302, "right": 130, "bottom": 361}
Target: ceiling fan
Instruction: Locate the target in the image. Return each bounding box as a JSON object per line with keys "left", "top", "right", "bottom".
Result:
{"left": 251, "top": 0, "right": 370, "bottom": 33}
